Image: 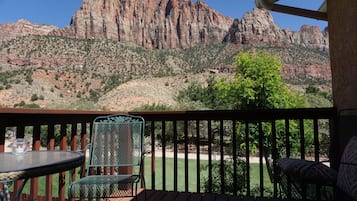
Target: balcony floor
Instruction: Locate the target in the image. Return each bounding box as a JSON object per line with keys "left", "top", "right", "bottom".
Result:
{"left": 109, "top": 189, "right": 274, "bottom": 201}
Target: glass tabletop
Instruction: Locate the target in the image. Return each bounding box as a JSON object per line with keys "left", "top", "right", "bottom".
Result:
{"left": 0, "top": 150, "right": 84, "bottom": 179}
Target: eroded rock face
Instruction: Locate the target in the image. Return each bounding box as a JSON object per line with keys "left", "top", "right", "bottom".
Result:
{"left": 62, "top": 1, "right": 328, "bottom": 50}
{"left": 293, "top": 25, "right": 329, "bottom": 51}
{"left": 0, "top": 19, "right": 57, "bottom": 42}
{"left": 223, "top": 9, "right": 329, "bottom": 51}
{"left": 52, "top": 0, "right": 234, "bottom": 49}
{"left": 0, "top": 1, "right": 329, "bottom": 51}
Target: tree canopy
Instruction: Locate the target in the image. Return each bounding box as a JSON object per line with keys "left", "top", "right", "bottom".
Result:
{"left": 177, "top": 50, "right": 307, "bottom": 110}
{"left": 215, "top": 50, "right": 306, "bottom": 109}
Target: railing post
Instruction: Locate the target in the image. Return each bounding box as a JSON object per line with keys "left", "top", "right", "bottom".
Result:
{"left": 207, "top": 120, "right": 212, "bottom": 193}
{"left": 258, "top": 122, "right": 264, "bottom": 197}
{"left": 150, "top": 121, "right": 155, "bottom": 190}
{"left": 59, "top": 123, "right": 67, "bottom": 201}
{"left": 70, "top": 123, "right": 78, "bottom": 183}
{"left": 0, "top": 124, "right": 5, "bottom": 152}
{"left": 271, "top": 120, "right": 278, "bottom": 198}
{"left": 14, "top": 124, "right": 25, "bottom": 201}
{"left": 299, "top": 119, "right": 305, "bottom": 160}
{"left": 80, "top": 122, "right": 87, "bottom": 178}
{"left": 173, "top": 120, "right": 178, "bottom": 192}
{"left": 0, "top": 124, "right": 6, "bottom": 196}
{"left": 161, "top": 121, "right": 166, "bottom": 191}
{"left": 46, "top": 124, "right": 55, "bottom": 201}
{"left": 30, "top": 124, "right": 41, "bottom": 200}
{"left": 232, "top": 120, "right": 237, "bottom": 196}
{"left": 196, "top": 120, "right": 201, "bottom": 193}
{"left": 219, "top": 120, "right": 224, "bottom": 195}
{"left": 184, "top": 120, "right": 189, "bottom": 193}
{"left": 244, "top": 121, "right": 250, "bottom": 196}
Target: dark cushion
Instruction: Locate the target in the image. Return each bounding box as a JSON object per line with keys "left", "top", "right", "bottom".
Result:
{"left": 336, "top": 136, "right": 357, "bottom": 200}
{"left": 278, "top": 158, "right": 337, "bottom": 186}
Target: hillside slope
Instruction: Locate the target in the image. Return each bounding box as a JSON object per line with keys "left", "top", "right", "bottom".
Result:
{"left": 0, "top": 36, "right": 331, "bottom": 110}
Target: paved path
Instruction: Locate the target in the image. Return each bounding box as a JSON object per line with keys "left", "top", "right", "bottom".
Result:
{"left": 147, "top": 148, "right": 263, "bottom": 163}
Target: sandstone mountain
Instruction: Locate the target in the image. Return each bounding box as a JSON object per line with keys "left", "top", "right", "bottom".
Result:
{"left": 0, "top": 19, "right": 57, "bottom": 43}
{"left": 0, "top": 0, "right": 329, "bottom": 51}
{"left": 50, "top": 0, "right": 329, "bottom": 51}
{"left": 0, "top": 0, "right": 331, "bottom": 110}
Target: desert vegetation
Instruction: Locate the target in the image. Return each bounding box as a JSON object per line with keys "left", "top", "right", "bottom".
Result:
{"left": 0, "top": 35, "right": 331, "bottom": 110}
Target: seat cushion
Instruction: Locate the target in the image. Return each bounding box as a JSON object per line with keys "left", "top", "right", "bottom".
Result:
{"left": 278, "top": 158, "right": 337, "bottom": 185}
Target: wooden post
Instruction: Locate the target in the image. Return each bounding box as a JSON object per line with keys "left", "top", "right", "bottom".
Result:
{"left": 327, "top": 0, "right": 357, "bottom": 168}
{"left": 118, "top": 124, "right": 133, "bottom": 175}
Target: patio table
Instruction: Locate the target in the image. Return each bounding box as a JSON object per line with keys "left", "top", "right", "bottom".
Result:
{"left": 0, "top": 150, "right": 85, "bottom": 201}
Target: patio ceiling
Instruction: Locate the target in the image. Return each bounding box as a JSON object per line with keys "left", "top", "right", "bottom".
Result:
{"left": 255, "top": 0, "right": 327, "bottom": 21}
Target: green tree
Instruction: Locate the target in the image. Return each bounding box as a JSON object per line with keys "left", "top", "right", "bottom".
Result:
{"left": 176, "top": 76, "right": 229, "bottom": 109}
{"left": 220, "top": 51, "right": 314, "bottom": 156}
{"left": 132, "top": 103, "right": 175, "bottom": 144}
{"left": 31, "top": 94, "right": 39, "bottom": 101}
{"left": 132, "top": 103, "right": 172, "bottom": 111}
{"left": 215, "top": 50, "right": 306, "bottom": 109}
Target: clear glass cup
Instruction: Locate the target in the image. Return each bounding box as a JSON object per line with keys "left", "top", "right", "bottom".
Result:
{"left": 11, "top": 138, "right": 28, "bottom": 155}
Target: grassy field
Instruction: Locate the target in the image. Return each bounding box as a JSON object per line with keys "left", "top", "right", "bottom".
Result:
{"left": 144, "top": 157, "right": 273, "bottom": 195}
{"left": 16, "top": 157, "right": 272, "bottom": 197}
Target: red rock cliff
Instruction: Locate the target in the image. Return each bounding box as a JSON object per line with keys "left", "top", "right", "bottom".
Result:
{"left": 52, "top": 0, "right": 233, "bottom": 49}
{"left": 0, "top": 19, "right": 57, "bottom": 42}
{"left": 0, "top": 0, "right": 329, "bottom": 51}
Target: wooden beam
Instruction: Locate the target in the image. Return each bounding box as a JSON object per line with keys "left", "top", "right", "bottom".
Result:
{"left": 271, "top": 4, "right": 327, "bottom": 21}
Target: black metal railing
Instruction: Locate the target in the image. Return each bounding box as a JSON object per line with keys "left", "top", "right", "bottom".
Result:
{"left": 0, "top": 108, "right": 336, "bottom": 200}
{"left": 136, "top": 108, "right": 336, "bottom": 198}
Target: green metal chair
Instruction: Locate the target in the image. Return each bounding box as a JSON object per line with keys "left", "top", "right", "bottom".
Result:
{"left": 68, "top": 114, "right": 146, "bottom": 200}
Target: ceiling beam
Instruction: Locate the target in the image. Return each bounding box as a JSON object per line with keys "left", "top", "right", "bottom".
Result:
{"left": 255, "top": 0, "right": 327, "bottom": 21}
{"left": 271, "top": 3, "right": 327, "bottom": 21}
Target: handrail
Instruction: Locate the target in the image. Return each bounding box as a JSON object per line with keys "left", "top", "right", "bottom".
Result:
{"left": 0, "top": 107, "right": 336, "bottom": 200}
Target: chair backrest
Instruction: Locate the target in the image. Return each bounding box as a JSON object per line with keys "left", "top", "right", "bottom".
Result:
{"left": 263, "top": 146, "right": 276, "bottom": 183}
{"left": 87, "top": 114, "right": 145, "bottom": 176}
{"left": 336, "top": 135, "right": 357, "bottom": 200}
{"left": 263, "top": 142, "right": 281, "bottom": 184}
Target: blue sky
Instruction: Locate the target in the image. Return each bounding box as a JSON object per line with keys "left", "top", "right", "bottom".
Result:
{"left": 0, "top": 0, "right": 327, "bottom": 31}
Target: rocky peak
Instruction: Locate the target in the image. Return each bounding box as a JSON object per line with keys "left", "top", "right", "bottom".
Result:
{"left": 53, "top": 0, "right": 233, "bottom": 49}
{"left": 294, "top": 24, "right": 329, "bottom": 51}
{"left": 0, "top": 0, "right": 329, "bottom": 51}
{"left": 0, "top": 19, "right": 57, "bottom": 43}
{"left": 223, "top": 8, "right": 282, "bottom": 44}
{"left": 223, "top": 8, "right": 329, "bottom": 51}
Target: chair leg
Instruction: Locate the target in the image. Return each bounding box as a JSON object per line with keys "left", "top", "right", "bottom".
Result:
{"left": 143, "top": 176, "right": 147, "bottom": 201}
{"left": 133, "top": 179, "right": 147, "bottom": 201}
{"left": 144, "top": 188, "right": 147, "bottom": 201}
{"left": 135, "top": 183, "right": 138, "bottom": 201}
{"left": 0, "top": 183, "right": 10, "bottom": 201}
{"left": 131, "top": 182, "right": 134, "bottom": 197}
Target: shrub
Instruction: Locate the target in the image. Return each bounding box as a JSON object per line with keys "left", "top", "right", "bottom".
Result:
{"left": 201, "top": 158, "right": 246, "bottom": 195}
{"left": 31, "top": 94, "right": 39, "bottom": 101}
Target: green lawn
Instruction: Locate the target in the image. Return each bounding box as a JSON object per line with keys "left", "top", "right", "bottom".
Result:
{"left": 15, "top": 157, "right": 273, "bottom": 197}
{"left": 144, "top": 157, "right": 273, "bottom": 196}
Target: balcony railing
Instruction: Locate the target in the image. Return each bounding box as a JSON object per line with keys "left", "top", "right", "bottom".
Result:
{"left": 0, "top": 107, "right": 336, "bottom": 201}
